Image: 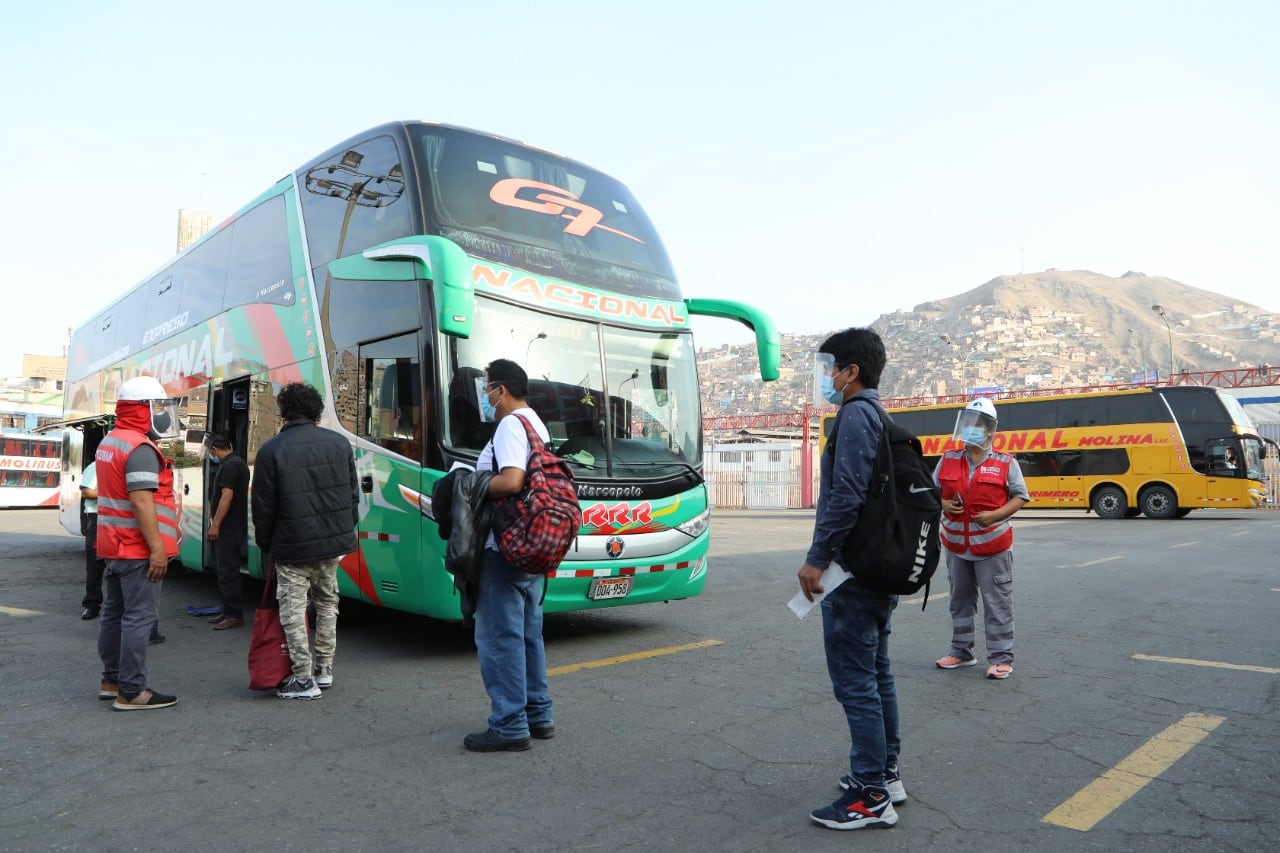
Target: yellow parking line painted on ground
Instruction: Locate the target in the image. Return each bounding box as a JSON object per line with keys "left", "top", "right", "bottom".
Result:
{"left": 1042, "top": 712, "right": 1225, "bottom": 832}
{"left": 1169, "top": 541, "right": 1199, "bottom": 548}
{"left": 1133, "top": 654, "right": 1280, "bottom": 675}
{"left": 903, "top": 591, "right": 950, "bottom": 606}
{"left": 547, "top": 639, "right": 723, "bottom": 676}
{"left": 0, "top": 605, "right": 46, "bottom": 617}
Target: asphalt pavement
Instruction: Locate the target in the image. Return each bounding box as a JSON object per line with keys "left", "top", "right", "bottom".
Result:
{"left": 1, "top": 507, "right": 1277, "bottom": 852}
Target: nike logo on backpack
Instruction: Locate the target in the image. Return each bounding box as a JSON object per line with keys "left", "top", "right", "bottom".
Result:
{"left": 908, "top": 484, "right": 933, "bottom": 494}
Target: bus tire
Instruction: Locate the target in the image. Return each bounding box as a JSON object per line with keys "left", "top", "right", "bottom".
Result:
{"left": 1123, "top": 508, "right": 1142, "bottom": 518}
{"left": 1173, "top": 508, "right": 1193, "bottom": 518}
{"left": 1091, "top": 485, "right": 1127, "bottom": 519}
{"left": 1140, "top": 485, "right": 1178, "bottom": 520}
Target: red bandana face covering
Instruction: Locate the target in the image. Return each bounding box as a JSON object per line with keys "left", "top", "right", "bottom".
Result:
{"left": 115, "top": 400, "right": 153, "bottom": 434}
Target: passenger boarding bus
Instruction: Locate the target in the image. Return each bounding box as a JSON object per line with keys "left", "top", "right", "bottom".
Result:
{"left": 59, "top": 122, "right": 779, "bottom": 618}
{"left": 1, "top": 434, "right": 60, "bottom": 508}
{"left": 821, "top": 386, "right": 1268, "bottom": 518}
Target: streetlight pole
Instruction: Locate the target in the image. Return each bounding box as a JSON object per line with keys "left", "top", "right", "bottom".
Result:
{"left": 1151, "top": 304, "right": 1174, "bottom": 381}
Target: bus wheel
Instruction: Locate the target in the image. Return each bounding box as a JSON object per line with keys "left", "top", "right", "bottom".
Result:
{"left": 1173, "top": 508, "right": 1192, "bottom": 518}
{"left": 1091, "top": 485, "right": 1127, "bottom": 519}
{"left": 1140, "top": 485, "right": 1178, "bottom": 520}
{"left": 1123, "top": 508, "right": 1142, "bottom": 518}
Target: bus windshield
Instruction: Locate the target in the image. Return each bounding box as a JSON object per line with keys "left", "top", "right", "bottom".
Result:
{"left": 444, "top": 297, "right": 700, "bottom": 478}
{"left": 1219, "top": 392, "right": 1254, "bottom": 429}
{"left": 411, "top": 125, "right": 680, "bottom": 301}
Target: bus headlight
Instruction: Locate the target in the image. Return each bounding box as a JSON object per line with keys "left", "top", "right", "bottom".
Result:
{"left": 677, "top": 508, "right": 710, "bottom": 538}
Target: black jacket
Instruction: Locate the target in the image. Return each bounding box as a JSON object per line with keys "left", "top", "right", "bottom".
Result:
{"left": 432, "top": 467, "right": 496, "bottom": 622}
{"left": 251, "top": 419, "right": 359, "bottom": 563}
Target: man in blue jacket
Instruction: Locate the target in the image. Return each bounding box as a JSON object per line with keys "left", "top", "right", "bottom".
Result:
{"left": 252, "top": 383, "right": 360, "bottom": 700}
{"left": 797, "top": 327, "right": 904, "bottom": 830}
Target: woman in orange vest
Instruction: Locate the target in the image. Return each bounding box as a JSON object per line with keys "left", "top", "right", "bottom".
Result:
{"left": 932, "top": 398, "right": 1029, "bottom": 680}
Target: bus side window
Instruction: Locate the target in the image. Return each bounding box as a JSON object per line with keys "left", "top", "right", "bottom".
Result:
{"left": 1057, "top": 450, "right": 1083, "bottom": 476}
{"left": 1016, "top": 452, "right": 1058, "bottom": 477}
{"left": 357, "top": 332, "right": 423, "bottom": 463}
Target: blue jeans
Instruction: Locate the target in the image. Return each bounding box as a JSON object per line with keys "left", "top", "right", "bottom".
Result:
{"left": 474, "top": 549, "right": 553, "bottom": 739}
{"left": 821, "top": 581, "right": 900, "bottom": 785}
{"left": 98, "top": 559, "right": 161, "bottom": 695}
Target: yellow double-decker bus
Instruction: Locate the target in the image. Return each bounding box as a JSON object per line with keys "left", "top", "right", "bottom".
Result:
{"left": 821, "top": 386, "right": 1269, "bottom": 519}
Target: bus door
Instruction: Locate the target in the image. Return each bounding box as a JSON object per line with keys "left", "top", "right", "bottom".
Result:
{"left": 1204, "top": 438, "right": 1243, "bottom": 504}
{"left": 201, "top": 378, "right": 254, "bottom": 572}
{"left": 350, "top": 337, "right": 423, "bottom": 607}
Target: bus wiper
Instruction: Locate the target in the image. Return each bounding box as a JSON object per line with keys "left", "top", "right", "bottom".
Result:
{"left": 563, "top": 458, "right": 703, "bottom": 483}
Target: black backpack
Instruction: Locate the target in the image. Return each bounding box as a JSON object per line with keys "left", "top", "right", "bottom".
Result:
{"left": 827, "top": 398, "right": 942, "bottom": 603}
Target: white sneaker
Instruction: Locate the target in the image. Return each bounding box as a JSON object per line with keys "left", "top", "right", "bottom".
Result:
{"left": 313, "top": 664, "right": 334, "bottom": 689}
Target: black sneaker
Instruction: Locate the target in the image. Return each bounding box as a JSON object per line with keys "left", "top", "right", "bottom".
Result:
{"left": 811, "top": 779, "right": 898, "bottom": 830}
{"left": 149, "top": 632, "right": 166, "bottom": 645}
{"left": 840, "top": 765, "right": 907, "bottom": 804}
{"left": 463, "top": 729, "right": 532, "bottom": 752}
{"left": 277, "top": 676, "right": 321, "bottom": 699}
{"left": 530, "top": 723, "right": 555, "bottom": 740}
{"left": 112, "top": 689, "right": 178, "bottom": 711}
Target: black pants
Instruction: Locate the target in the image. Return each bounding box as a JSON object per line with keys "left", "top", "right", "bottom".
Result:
{"left": 214, "top": 531, "right": 246, "bottom": 619}
{"left": 82, "top": 515, "right": 105, "bottom": 610}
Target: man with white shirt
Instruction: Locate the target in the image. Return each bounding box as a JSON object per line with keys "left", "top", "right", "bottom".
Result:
{"left": 464, "top": 358, "right": 555, "bottom": 753}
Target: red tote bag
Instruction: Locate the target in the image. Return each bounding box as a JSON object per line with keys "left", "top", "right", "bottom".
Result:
{"left": 247, "top": 563, "right": 293, "bottom": 690}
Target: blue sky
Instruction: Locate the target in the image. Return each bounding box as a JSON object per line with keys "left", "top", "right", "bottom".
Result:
{"left": 2, "top": 0, "right": 1277, "bottom": 376}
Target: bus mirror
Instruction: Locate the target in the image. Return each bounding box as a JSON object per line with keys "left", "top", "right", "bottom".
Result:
{"left": 327, "top": 254, "right": 417, "bottom": 282}
{"left": 685, "top": 298, "right": 780, "bottom": 381}
{"left": 363, "top": 236, "right": 475, "bottom": 339}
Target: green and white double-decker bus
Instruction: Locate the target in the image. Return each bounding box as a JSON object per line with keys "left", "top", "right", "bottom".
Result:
{"left": 58, "top": 122, "right": 779, "bottom": 619}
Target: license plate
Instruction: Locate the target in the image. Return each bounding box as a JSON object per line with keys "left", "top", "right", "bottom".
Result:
{"left": 588, "top": 576, "right": 633, "bottom": 601}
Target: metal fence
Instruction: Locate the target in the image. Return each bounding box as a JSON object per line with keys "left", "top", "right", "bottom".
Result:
{"left": 703, "top": 443, "right": 815, "bottom": 509}
{"left": 1260, "top": 423, "right": 1280, "bottom": 509}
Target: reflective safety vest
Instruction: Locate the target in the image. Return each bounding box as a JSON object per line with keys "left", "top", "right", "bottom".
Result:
{"left": 94, "top": 430, "right": 180, "bottom": 560}
{"left": 937, "top": 450, "right": 1015, "bottom": 557}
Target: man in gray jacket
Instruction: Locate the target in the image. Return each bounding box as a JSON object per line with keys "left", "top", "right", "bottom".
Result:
{"left": 252, "top": 383, "right": 360, "bottom": 700}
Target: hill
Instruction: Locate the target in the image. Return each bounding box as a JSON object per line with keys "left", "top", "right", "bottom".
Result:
{"left": 697, "top": 270, "right": 1280, "bottom": 415}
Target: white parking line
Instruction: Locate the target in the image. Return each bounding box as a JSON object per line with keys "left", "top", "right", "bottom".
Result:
{"left": 1133, "top": 654, "right": 1280, "bottom": 675}
{"left": 1169, "top": 541, "right": 1199, "bottom": 548}
{"left": 1058, "top": 555, "right": 1127, "bottom": 568}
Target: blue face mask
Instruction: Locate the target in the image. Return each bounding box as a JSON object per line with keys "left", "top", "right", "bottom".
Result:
{"left": 479, "top": 390, "right": 496, "bottom": 422}
{"left": 960, "top": 426, "right": 987, "bottom": 446}
{"left": 819, "top": 372, "right": 845, "bottom": 405}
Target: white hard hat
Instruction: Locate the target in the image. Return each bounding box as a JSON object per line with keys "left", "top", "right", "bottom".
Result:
{"left": 965, "top": 397, "right": 997, "bottom": 423}
{"left": 119, "top": 375, "right": 169, "bottom": 401}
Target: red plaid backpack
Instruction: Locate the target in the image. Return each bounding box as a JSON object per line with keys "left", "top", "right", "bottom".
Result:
{"left": 491, "top": 414, "right": 582, "bottom": 574}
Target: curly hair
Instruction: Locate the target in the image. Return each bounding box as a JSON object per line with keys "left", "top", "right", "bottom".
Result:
{"left": 276, "top": 382, "right": 325, "bottom": 423}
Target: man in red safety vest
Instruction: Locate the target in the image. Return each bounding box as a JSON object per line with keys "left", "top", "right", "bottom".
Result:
{"left": 95, "top": 375, "right": 181, "bottom": 710}
{"left": 932, "top": 398, "right": 1029, "bottom": 681}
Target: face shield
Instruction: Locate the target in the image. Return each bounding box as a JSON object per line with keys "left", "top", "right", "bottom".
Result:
{"left": 952, "top": 408, "right": 996, "bottom": 449}
{"left": 148, "top": 399, "right": 182, "bottom": 440}
{"left": 814, "top": 353, "right": 844, "bottom": 406}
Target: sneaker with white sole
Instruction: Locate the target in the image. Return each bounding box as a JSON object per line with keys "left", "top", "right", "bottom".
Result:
{"left": 112, "top": 688, "right": 178, "bottom": 711}
{"left": 935, "top": 654, "right": 977, "bottom": 669}
{"left": 811, "top": 779, "right": 898, "bottom": 830}
{"left": 313, "top": 664, "right": 333, "bottom": 689}
{"left": 277, "top": 676, "right": 321, "bottom": 699}
{"left": 841, "top": 764, "right": 907, "bottom": 805}
{"left": 986, "top": 663, "right": 1013, "bottom": 680}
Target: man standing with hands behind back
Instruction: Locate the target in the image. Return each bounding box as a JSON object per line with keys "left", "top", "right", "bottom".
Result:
{"left": 206, "top": 433, "right": 249, "bottom": 630}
